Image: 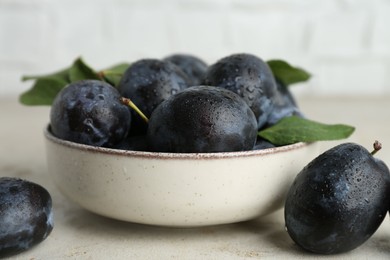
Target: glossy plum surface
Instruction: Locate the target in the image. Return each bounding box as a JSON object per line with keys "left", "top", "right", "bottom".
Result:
{"left": 147, "top": 86, "right": 258, "bottom": 153}
{"left": 204, "top": 53, "right": 278, "bottom": 129}
{"left": 118, "top": 59, "right": 190, "bottom": 135}
{"left": 163, "top": 54, "right": 208, "bottom": 86}
{"left": 50, "top": 80, "right": 131, "bottom": 147}
{"left": 0, "top": 178, "right": 53, "bottom": 257}
{"left": 266, "top": 79, "right": 304, "bottom": 126}
{"left": 285, "top": 143, "right": 390, "bottom": 254}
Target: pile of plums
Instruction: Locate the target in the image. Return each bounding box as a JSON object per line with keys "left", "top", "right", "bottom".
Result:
{"left": 50, "top": 53, "right": 302, "bottom": 153}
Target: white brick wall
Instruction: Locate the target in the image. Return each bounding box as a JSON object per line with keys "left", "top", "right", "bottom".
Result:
{"left": 1, "top": 0, "right": 389, "bottom": 97}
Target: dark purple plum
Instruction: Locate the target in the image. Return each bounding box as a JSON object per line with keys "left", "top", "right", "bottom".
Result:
{"left": 285, "top": 142, "right": 390, "bottom": 254}
{"left": 204, "top": 53, "right": 278, "bottom": 129}
{"left": 266, "top": 79, "right": 304, "bottom": 126}
{"left": 50, "top": 80, "right": 131, "bottom": 147}
{"left": 253, "top": 138, "right": 275, "bottom": 150}
{"left": 276, "top": 79, "right": 298, "bottom": 107}
{"left": 163, "top": 54, "right": 208, "bottom": 86}
{"left": 118, "top": 59, "right": 190, "bottom": 135}
{"left": 147, "top": 86, "right": 257, "bottom": 153}
{"left": 0, "top": 178, "right": 53, "bottom": 257}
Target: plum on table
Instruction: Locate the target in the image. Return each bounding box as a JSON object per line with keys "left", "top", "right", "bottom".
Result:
{"left": 0, "top": 178, "right": 53, "bottom": 258}
{"left": 284, "top": 141, "right": 390, "bottom": 254}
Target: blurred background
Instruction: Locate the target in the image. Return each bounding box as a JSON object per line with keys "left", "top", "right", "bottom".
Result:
{"left": 1, "top": 0, "right": 389, "bottom": 98}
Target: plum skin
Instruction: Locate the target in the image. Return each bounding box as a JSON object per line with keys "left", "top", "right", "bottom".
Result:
{"left": 118, "top": 59, "right": 190, "bottom": 135}
{"left": 163, "top": 54, "right": 208, "bottom": 86}
{"left": 266, "top": 79, "right": 304, "bottom": 126}
{"left": 50, "top": 80, "right": 131, "bottom": 147}
{"left": 0, "top": 178, "right": 53, "bottom": 257}
{"left": 284, "top": 143, "right": 390, "bottom": 254}
{"left": 204, "top": 53, "right": 278, "bottom": 129}
{"left": 147, "top": 85, "right": 258, "bottom": 153}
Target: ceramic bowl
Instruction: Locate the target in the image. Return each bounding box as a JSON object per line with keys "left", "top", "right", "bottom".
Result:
{"left": 44, "top": 126, "right": 319, "bottom": 227}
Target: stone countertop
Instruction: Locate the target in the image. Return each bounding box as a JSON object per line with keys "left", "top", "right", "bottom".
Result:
{"left": 1, "top": 97, "right": 390, "bottom": 259}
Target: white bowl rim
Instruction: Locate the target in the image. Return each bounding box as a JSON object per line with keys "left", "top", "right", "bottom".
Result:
{"left": 44, "top": 125, "right": 311, "bottom": 160}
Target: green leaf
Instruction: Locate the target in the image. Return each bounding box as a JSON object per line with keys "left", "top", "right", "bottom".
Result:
{"left": 20, "top": 66, "right": 71, "bottom": 106}
{"left": 19, "top": 57, "right": 114, "bottom": 106}
{"left": 258, "top": 116, "right": 355, "bottom": 146}
{"left": 19, "top": 77, "right": 68, "bottom": 106}
{"left": 100, "top": 63, "right": 130, "bottom": 87}
{"left": 21, "top": 68, "right": 70, "bottom": 83}
{"left": 69, "top": 57, "right": 100, "bottom": 82}
{"left": 267, "top": 59, "right": 311, "bottom": 86}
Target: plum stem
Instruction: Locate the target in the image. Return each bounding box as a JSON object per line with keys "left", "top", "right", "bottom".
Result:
{"left": 371, "top": 140, "right": 382, "bottom": 155}
{"left": 120, "top": 97, "right": 149, "bottom": 123}
{"left": 99, "top": 70, "right": 124, "bottom": 76}
{"left": 96, "top": 71, "right": 105, "bottom": 81}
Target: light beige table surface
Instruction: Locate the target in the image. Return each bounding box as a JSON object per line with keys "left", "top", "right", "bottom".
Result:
{"left": 1, "top": 97, "right": 390, "bottom": 259}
